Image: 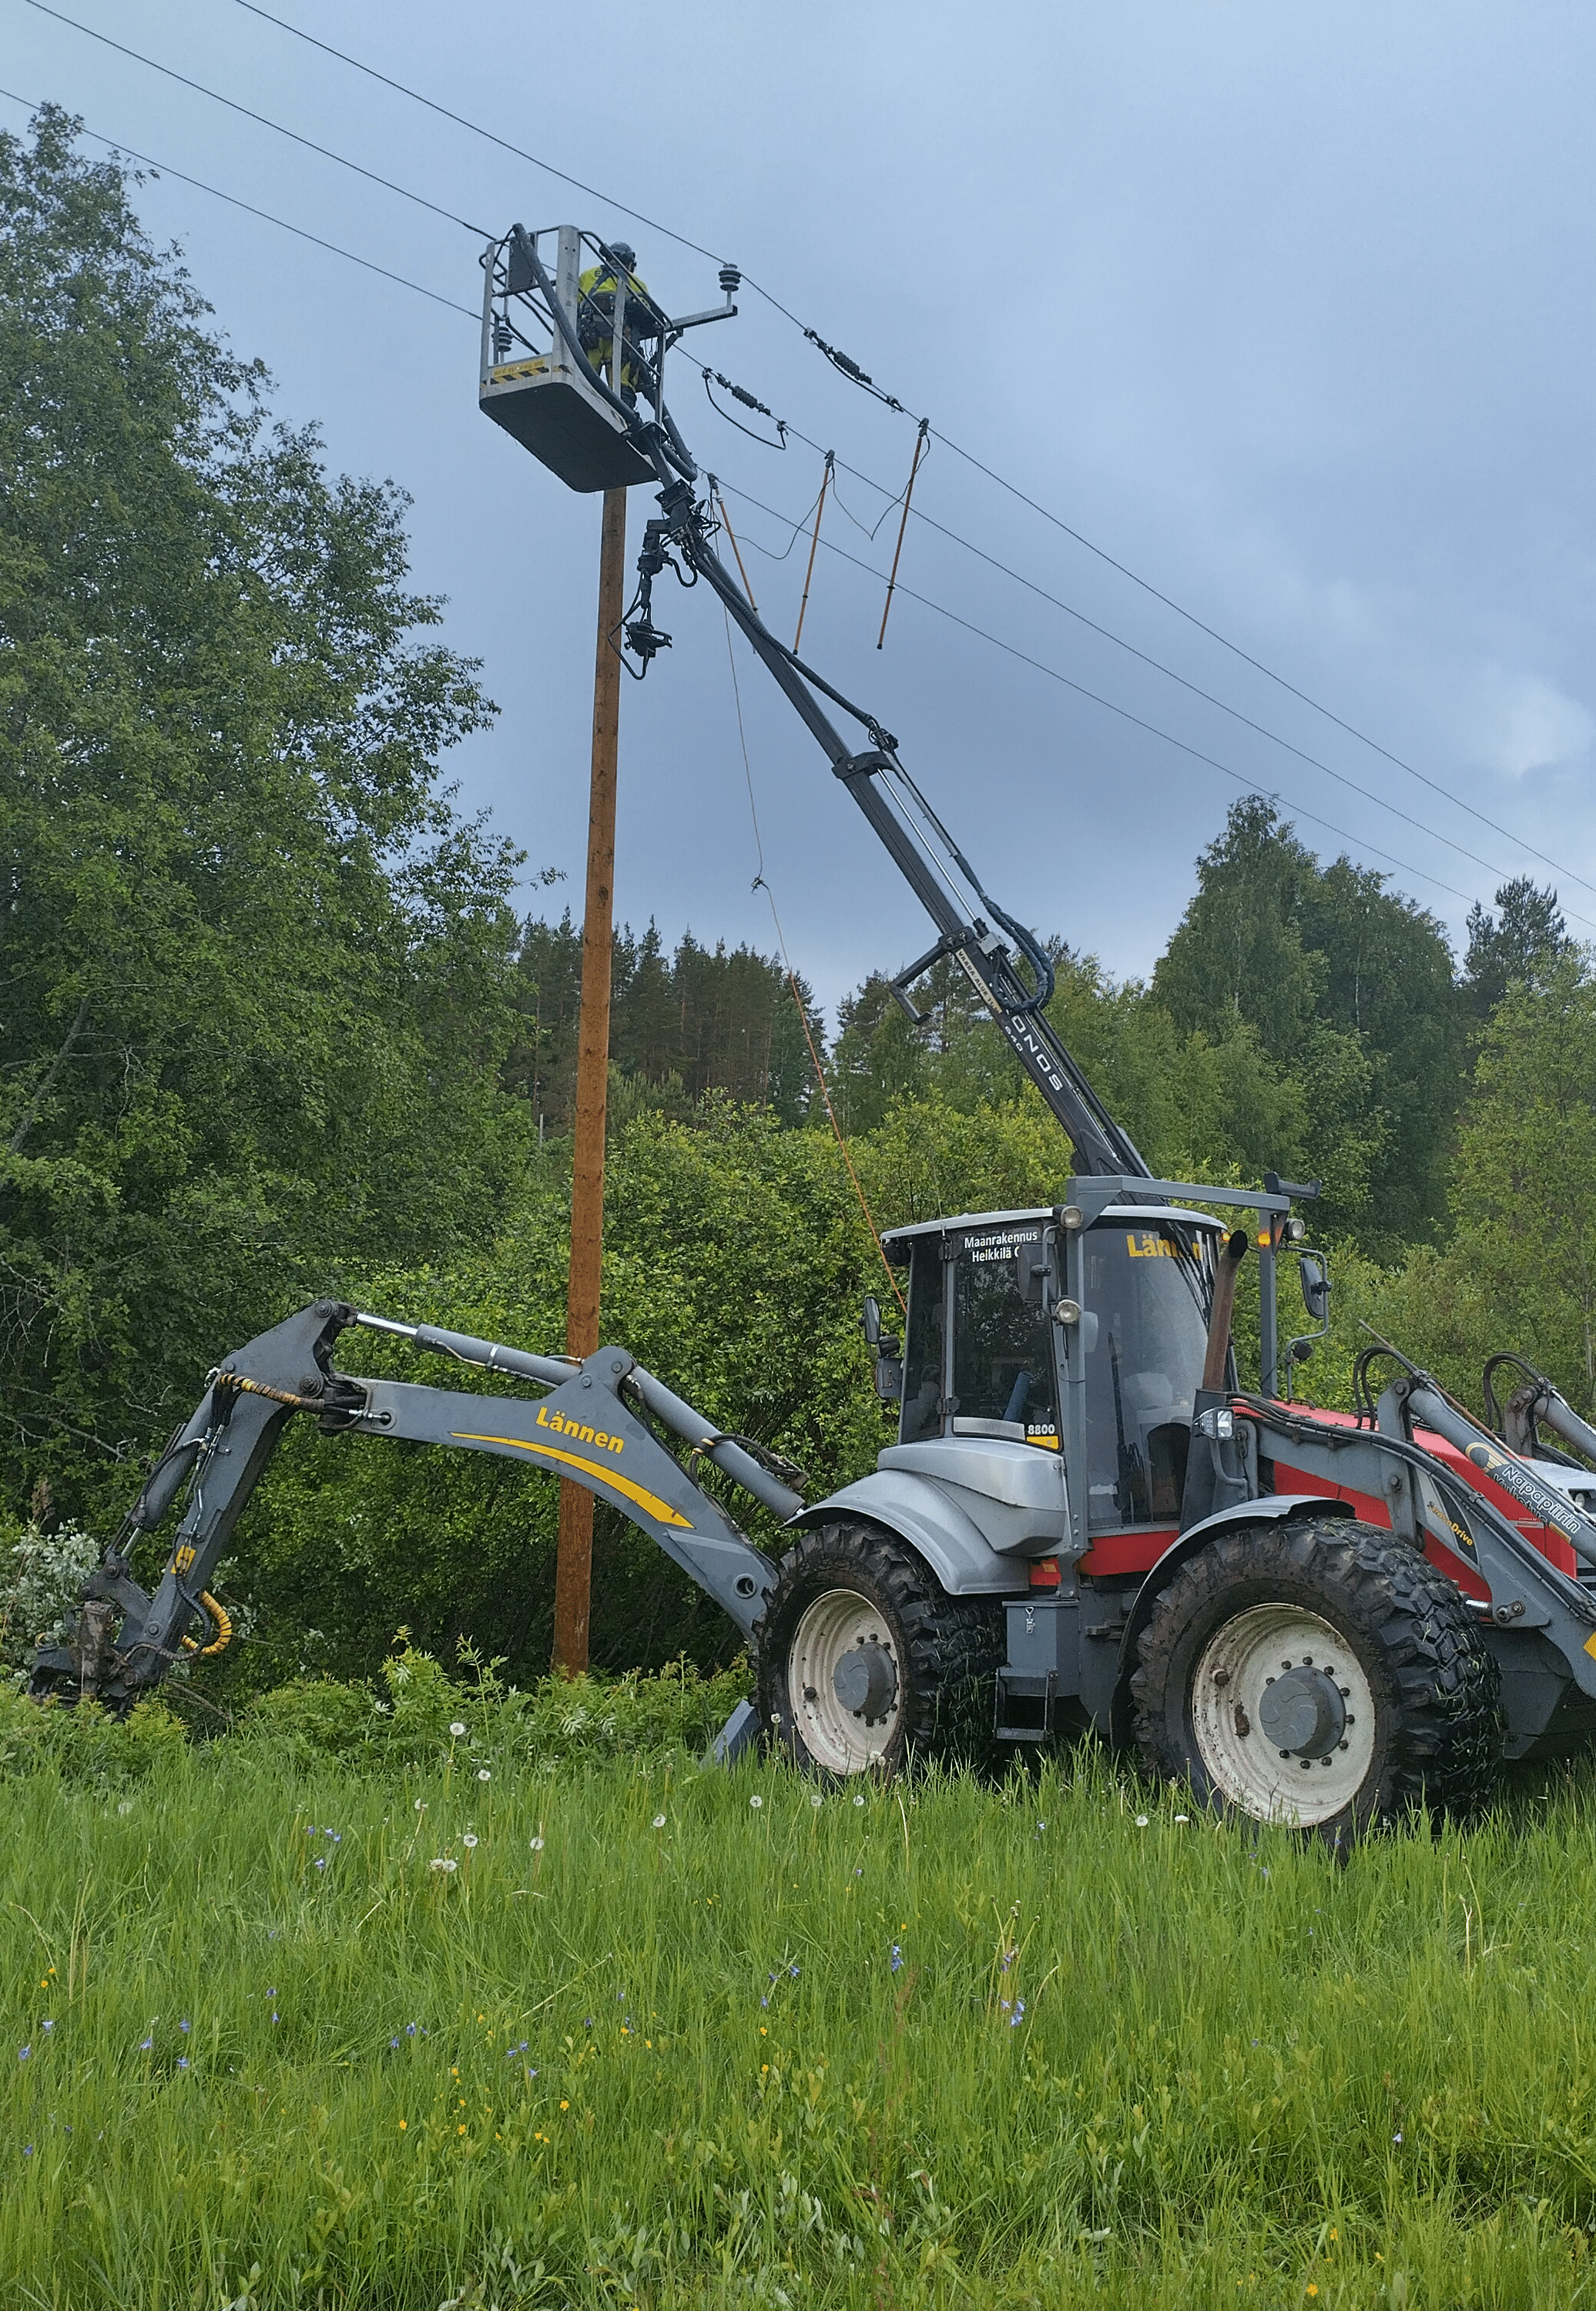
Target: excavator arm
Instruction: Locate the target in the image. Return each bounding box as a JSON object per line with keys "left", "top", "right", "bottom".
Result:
{"left": 32, "top": 1301, "right": 793, "bottom": 1710}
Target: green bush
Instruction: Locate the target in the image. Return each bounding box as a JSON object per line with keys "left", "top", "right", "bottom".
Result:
{"left": 0, "top": 1686, "right": 186, "bottom": 1784}
{"left": 233, "top": 1642, "right": 749, "bottom": 1773}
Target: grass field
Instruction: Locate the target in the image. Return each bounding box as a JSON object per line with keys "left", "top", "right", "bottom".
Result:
{"left": 7, "top": 1670, "right": 1596, "bottom": 2308}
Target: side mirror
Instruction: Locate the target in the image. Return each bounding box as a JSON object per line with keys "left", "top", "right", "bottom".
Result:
{"left": 1015, "top": 1237, "right": 1052, "bottom": 1303}
{"left": 1299, "top": 1253, "right": 1330, "bottom": 1325}
{"left": 862, "top": 1295, "right": 901, "bottom": 1400}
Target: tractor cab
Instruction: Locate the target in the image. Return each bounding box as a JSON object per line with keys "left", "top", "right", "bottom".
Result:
{"left": 882, "top": 1202, "right": 1228, "bottom": 1548}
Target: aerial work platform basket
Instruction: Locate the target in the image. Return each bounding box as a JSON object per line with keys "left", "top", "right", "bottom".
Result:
{"left": 478, "top": 224, "right": 736, "bottom": 494}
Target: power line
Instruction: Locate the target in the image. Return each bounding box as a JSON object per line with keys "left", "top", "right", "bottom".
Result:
{"left": 0, "top": 87, "right": 478, "bottom": 316}
{"left": 924, "top": 424, "right": 1590, "bottom": 901}
{"left": 752, "top": 419, "right": 1594, "bottom": 904}
{"left": 24, "top": 5, "right": 1586, "bottom": 910}
{"left": 719, "top": 477, "right": 1596, "bottom": 927}
{"left": 222, "top": 0, "right": 1588, "bottom": 904}
{"left": 22, "top": 0, "right": 490, "bottom": 236}
{"left": 230, "top": 0, "right": 730, "bottom": 269}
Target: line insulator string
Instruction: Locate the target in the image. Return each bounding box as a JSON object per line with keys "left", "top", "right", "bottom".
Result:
{"left": 793, "top": 451, "right": 833, "bottom": 656}
{"left": 878, "top": 419, "right": 930, "bottom": 650}
{"left": 702, "top": 367, "right": 788, "bottom": 450}
{"left": 802, "top": 326, "right": 907, "bottom": 414}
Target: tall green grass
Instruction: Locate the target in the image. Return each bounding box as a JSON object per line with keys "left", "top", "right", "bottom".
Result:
{"left": 6, "top": 1681, "right": 1596, "bottom": 2306}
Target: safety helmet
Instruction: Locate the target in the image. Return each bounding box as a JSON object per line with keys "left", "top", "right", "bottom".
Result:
{"left": 609, "top": 242, "right": 636, "bottom": 272}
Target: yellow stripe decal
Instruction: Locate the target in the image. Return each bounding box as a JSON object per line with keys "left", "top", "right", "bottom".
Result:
{"left": 1584, "top": 1630, "right": 1596, "bottom": 1662}
{"left": 448, "top": 1433, "right": 694, "bottom": 1528}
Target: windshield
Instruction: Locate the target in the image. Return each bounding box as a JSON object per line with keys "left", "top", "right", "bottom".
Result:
{"left": 1083, "top": 1223, "right": 1211, "bottom": 1527}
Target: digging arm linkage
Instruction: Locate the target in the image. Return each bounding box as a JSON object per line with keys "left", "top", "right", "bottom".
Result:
{"left": 34, "top": 1300, "right": 796, "bottom": 1710}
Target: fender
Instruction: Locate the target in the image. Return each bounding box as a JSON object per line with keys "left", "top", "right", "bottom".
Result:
{"left": 1107, "top": 1493, "right": 1353, "bottom": 1746}
{"left": 792, "top": 1469, "right": 1024, "bottom": 1596}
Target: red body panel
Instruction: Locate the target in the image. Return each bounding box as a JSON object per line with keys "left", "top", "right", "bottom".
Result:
{"left": 1073, "top": 1400, "right": 1573, "bottom": 1602}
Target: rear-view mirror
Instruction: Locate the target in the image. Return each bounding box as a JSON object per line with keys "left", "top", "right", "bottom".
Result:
{"left": 1299, "top": 1253, "right": 1330, "bottom": 1325}
{"left": 861, "top": 1295, "right": 882, "bottom": 1349}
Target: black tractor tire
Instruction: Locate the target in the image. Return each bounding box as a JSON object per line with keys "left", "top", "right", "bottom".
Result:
{"left": 1129, "top": 1517, "right": 1501, "bottom": 1837}
{"left": 753, "top": 1521, "right": 1004, "bottom": 1782}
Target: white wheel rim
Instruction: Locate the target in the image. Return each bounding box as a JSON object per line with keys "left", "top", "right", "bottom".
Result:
{"left": 788, "top": 1588, "right": 902, "bottom": 1776}
{"left": 1191, "top": 1603, "right": 1376, "bottom": 1826}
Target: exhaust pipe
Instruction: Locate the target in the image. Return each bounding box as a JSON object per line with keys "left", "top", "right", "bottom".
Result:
{"left": 1201, "top": 1228, "right": 1251, "bottom": 1394}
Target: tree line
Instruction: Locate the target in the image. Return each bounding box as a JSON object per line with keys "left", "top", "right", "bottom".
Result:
{"left": 4, "top": 109, "right": 1592, "bottom": 1689}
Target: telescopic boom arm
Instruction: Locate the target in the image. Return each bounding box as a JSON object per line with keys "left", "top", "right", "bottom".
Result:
{"left": 634, "top": 482, "right": 1151, "bottom": 1179}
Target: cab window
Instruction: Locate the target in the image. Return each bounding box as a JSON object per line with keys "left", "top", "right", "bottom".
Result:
{"left": 951, "top": 1226, "right": 1058, "bottom": 1442}
{"left": 1083, "top": 1225, "right": 1209, "bottom": 1526}
{"left": 898, "top": 1240, "right": 944, "bottom": 1444}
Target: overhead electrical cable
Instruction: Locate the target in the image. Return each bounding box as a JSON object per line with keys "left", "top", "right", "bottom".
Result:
{"left": 27, "top": 2, "right": 1584, "bottom": 907}
{"left": 734, "top": 431, "right": 1584, "bottom": 902}
{"left": 226, "top": 0, "right": 732, "bottom": 269}
{"left": 21, "top": 0, "right": 491, "bottom": 236}
{"left": 221, "top": 0, "right": 1588, "bottom": 901}
{"left": 719, "top": 478, "right": 1590, "bottom": 925}
{"left": 0, "top": 85, "right": 477, "bottom": 316}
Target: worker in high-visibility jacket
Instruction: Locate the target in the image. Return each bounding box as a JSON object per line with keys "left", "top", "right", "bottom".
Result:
{"left": 578, "top": 243, "right": 653, "bottom": 401}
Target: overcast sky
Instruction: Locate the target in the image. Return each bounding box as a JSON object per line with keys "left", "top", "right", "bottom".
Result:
{"left": 10, "top": 0, "right": 1596, "bottom": 1016}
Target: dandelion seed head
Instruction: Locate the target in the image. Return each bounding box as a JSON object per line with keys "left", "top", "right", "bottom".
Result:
{"left": 749, "top": 1794, "right": 763, "bottom": 1809}
{"left": 462, "top": 1833, "right": 478, "bottom": 1850}
{"left": 652, "top": 1814, "right": 666, "bottom": 1829}
{"left": 414, "top": 1798, "right": 426, "bottom": 1812}
{"left": 430, "top": 1857, "right": 458, "bottom": 1873}
{"left": 1175, "top": 1813, "right": 1189, "bottom": 1824}
{"left": 478, "top": 1768, "right": 491, "bottom": 1782}
{"left": 449, "top": 1721, "right": 467, "bottom": 1738}
{"left": 530, "top": 1836, "right": 545, "bottom": 1852}
{"left": 1135, "top": 1814, "right": 1149, "bottom": 1827}
{"left": 809, "top": 1793, "right": 823, "bottom": 1809}
{"left": 853, "top": 1793, "right": 865, "bottom": 1807}
{"left": 116, "top": 1799, "right": 132, "bottom": 1816}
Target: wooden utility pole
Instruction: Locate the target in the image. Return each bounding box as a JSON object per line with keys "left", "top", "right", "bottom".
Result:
{"left": 552, "top": 484, "right": 628, "bottom": 1674}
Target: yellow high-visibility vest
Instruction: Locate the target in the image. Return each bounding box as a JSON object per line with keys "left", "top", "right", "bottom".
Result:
{"left": 577, "top": 265, "right": 652, "bottom": 391}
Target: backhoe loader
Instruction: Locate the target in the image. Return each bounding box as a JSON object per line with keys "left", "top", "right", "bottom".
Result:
{"left": 34, "top": 226, "right": 1596, "bottom": 1835}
